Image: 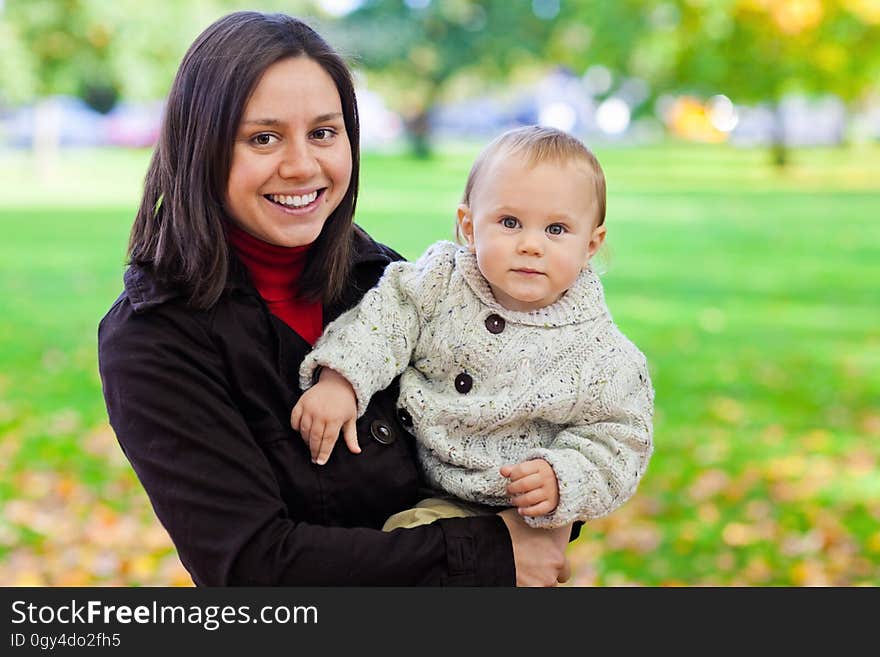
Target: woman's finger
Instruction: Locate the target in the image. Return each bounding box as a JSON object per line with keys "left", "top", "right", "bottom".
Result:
{"left": 557, "top": 559, "right": 572, "bottom": 584}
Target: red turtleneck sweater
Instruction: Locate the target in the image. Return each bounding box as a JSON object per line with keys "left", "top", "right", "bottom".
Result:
{"left": 226, "top": 223, "right": 323, "bottom": 345}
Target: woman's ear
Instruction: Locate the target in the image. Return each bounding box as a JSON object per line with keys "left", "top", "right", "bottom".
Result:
{"left": 586, "top": 224, "right": 607, "bottom": 264}
{"left": 457, "top": 204, "right": 476, "bottom": 252}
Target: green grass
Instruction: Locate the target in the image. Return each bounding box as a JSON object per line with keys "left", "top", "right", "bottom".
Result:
{"left": 1, "top": 141, "right": 878, "bottom": 585}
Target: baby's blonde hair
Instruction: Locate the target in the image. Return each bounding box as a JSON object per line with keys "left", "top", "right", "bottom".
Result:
{"left": 459, "top": 125, "right": 607, "bottom": 235}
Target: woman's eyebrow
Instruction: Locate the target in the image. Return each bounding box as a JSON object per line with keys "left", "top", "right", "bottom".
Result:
{"left": 313, "top": 112, "right": 344, "bottom": 123}
{"left": 242, "top": 112, "right": 343, "bottom": 126}
{"left": 242, "top": 118, "right": 282, "bottom": 126}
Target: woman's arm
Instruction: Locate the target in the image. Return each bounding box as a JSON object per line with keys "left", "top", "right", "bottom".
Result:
{"left": 498, "top": 509, "right": 571, "bottom": 587}
{"left": 98, "top": 298, "right": 516, "bottom": 586}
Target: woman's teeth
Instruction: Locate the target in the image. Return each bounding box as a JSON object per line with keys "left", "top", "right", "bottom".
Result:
{"left": 267, "top": 191, "right": 318, "bottom": 207}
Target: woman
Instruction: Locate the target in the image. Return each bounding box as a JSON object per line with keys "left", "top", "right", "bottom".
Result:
{"left": 98, "top": 10, "right": 571, "bottom": 586}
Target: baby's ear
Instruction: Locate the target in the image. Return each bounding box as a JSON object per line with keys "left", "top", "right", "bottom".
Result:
{"left": 457, "top": 204, "right": 476, "bottom": 251}
{"left": 586, "top": 224, "right": 607, "bottom": 265}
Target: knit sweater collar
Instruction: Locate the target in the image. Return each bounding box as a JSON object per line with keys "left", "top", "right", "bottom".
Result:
{"left": 453, "top": 245, "right": 608, "bottom": 327}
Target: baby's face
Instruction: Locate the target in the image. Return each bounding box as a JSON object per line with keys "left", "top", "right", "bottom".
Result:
{"left": 458, "top": 154, "right": 605, "bottom": 312}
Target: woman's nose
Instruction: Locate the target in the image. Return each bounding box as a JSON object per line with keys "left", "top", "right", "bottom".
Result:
{"left": 278, "top": 139, "right": 320, "bottom": 180}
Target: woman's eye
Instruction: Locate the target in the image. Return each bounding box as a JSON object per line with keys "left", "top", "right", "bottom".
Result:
{"left": 251, "top": 133, "right": 277, "bottom": 146}
{"left": 501, "top": 217, "right": 519, "bottom": 229}
{"left": 547, "top": 224, "right": 566, "bottom": 235}
{"left": 312, "top": 128, "right": 337, "bottom": 141}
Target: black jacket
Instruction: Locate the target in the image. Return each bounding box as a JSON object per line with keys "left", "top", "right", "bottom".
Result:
{"left": 98, "top": 227, "right": 515, "bottom": 585}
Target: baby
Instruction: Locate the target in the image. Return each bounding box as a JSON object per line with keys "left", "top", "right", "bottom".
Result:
{"left": 292, "top": 125, "right": 654, "bottom": 531}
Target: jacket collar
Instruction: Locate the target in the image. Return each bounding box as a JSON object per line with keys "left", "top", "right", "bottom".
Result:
{"left": 124, "top": 224, "right": 399, "bottom": 313}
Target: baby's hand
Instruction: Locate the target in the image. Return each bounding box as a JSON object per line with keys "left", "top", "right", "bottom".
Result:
{"left": 290, "top": 368, "right": 360, "bottom": 465}
{"left": 500, "top": 459, "right": 559, "bottom": 517}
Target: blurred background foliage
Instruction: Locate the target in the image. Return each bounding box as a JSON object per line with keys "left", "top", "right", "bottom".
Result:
{"left": 0, "top": 0, "right": 879, "bottom": 586}
{"left": 3, "top": 0, "right": 880, "bottom": 158}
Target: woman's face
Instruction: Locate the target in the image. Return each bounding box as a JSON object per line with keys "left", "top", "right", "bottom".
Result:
{"left": 226, "top": 56, "right": 352, "bottom": 247}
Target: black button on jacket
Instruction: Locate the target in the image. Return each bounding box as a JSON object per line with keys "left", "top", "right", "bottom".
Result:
{"left": 98, "top": 227, "right": 514, "bottom": 586}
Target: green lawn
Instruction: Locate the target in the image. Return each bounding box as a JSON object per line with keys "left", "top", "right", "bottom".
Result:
{"left": 1, "top": 141, "right": 878, "bottom": 585}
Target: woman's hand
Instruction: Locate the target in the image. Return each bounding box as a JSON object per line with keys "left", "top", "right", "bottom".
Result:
{"left": 498, "top": 508, "right": 571, "bottom": 587}
{"left": 291, "top": 368, "right": 359, "bottom": 465}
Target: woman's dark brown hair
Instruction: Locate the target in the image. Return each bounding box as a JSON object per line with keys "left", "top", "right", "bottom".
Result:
{"left": 128, "top": 11, "right": 360, "bottom": 308}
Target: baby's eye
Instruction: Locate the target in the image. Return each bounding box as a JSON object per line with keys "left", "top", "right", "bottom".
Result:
{"left": 546, "top": 224, "right": 566, "bottom": 235}
{"left": 251, "top": 133, "right": 278, "bottom": 146}
{"left": 501, "top": 217, "right": 519, "bottom": 229}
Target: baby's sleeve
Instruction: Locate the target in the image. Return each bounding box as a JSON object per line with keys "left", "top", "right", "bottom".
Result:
{"left": 299, "top": 241, "right": 457, "bottom": 416}
{"left": 521, "top": 344, "right": 655, "bottom": 529}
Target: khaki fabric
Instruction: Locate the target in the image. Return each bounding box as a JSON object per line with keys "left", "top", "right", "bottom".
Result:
{"left": 382, "top": 497, "right": 491, "bottom": 531}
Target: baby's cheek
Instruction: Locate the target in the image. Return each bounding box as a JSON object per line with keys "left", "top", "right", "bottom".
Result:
{"left": 557, "top": 259, "right": 585, "bottom": 290}
{"left": 474, "top": 250, "right": 498, "bottom": 285}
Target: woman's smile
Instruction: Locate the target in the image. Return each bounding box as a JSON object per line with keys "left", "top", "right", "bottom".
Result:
{"left": 263, "top": 188, "right": 325, "bottom": 213}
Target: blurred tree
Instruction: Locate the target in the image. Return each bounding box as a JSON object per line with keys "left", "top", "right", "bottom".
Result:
{"left": 0, "top": 0, "right": 312, "bottom": 167}
{"left": 3, "top": 0, "right": 118, "bottom": 109}
{"left": 325, "top": 0, "right": 558, "bottom": 157}
{"left": 550, "top": 0, "right": 880, "bottom": 166}
{"left": 0, "top": 12, "right": 38, "bottom": 104}
{"left": 1, "top": 0, "right": 315, "bottom": 107}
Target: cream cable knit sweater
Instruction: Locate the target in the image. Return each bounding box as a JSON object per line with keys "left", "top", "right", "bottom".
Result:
{"left": 300, "top": 240, "right": 654, "bottom": 528}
